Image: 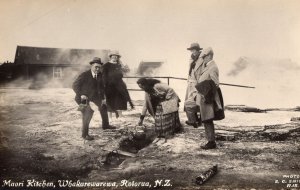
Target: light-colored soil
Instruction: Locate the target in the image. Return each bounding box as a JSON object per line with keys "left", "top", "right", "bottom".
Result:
{"left": 0, "top": 88, "right": 299, "bottom": 190}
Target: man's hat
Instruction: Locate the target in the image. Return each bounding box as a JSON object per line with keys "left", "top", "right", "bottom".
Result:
{"left": 89, "top": 57, "right": 103, "bottom": 65}
{"left": 187, "top": 43, "right": 203, "bottom": 51}
{"left": 108, "top": 50, "right": 121, "bottom": 58}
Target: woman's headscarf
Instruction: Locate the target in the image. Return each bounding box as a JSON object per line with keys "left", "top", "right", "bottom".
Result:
{"left": 137, "top": 78, "right": 161, "bottom": 93}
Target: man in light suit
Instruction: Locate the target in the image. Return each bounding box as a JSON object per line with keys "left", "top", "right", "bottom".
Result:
{"left": 196, "top": 47, "right": 225, "bottom": 149}
{"left": 184, "top": 43, "right": 203, "bottom": 128}
{"left": 72, "top": 57, "right": 116, "bottom": 141}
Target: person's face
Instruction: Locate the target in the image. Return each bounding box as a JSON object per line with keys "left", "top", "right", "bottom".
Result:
{"left": 91, "top": 63, "right": 103, "bottom": 74}
{"left": 203, "top": 54, "right": 212, "bottom": 64}
{"left": 191, "top": 49, "right": 199, "bottom": 56}
{"left": 110, "top": 55, "right": 119, "bottom": 63}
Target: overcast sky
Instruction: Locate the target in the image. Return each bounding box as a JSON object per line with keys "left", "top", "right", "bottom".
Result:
{"left": 1, "top": 0, "right": 300, "bottom": 108}
{"left": 1, "top": 0, "right": 300, "bottom": 73}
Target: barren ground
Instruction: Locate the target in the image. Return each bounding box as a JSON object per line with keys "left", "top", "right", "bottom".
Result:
{"left": 0, "top": 88, "right": 300, "bottom": 190}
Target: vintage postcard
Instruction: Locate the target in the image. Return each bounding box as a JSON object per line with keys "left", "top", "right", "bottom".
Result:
{"left": 0, "top": 0, "right": 299, "bottom": 189}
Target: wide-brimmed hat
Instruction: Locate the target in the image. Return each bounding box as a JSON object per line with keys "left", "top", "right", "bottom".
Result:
{"left": 108, "top": 50, "right": 121, "bottom": 58}
{"left": 89, "top": 57, "right": 103, "bottom": 65}
{"left": 187, "top": 43, "right": 203, "bottom": 51}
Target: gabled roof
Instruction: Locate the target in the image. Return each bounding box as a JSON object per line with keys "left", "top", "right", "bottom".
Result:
{"left": 14, "top": 46, "right": 109, "bottom": 65}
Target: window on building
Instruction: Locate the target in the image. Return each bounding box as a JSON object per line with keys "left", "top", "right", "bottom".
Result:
{"left": 53, "top": 67, "right": 63, "bottom": 79}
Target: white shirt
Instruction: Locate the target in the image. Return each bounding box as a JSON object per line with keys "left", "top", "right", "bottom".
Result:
{"left": 91, "top": 70, "right": 106, "bottom": 99}
{"left": 91, "top": 70, "right": 97, "bottom": 79}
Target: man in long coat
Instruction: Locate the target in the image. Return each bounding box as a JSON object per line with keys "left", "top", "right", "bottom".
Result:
{"left": 195, "top": 47, "right": 225, "bottom": 149}
{"left": 72, "top": 57, "right": 116, "bottom": 141}
{"left": 184, "top": 43, "right": 203, "bottom": 128}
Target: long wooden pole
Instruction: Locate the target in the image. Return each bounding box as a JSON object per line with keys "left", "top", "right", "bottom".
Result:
{"left": 124, "top": 76, "right": 255, "bottom": 89}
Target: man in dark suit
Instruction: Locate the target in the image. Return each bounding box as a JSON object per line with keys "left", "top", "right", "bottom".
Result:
{"left": 72, "top": 57, "right": 116, "bottom": 141}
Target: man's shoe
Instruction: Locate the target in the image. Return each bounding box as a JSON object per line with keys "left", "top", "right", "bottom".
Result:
{"left": 201, "top": 141, "right": 217, "bottom": 149}
{"left": 103, "top": 125, "right": 117, "bottom": 130}
{"left": 83, "top": 135, "right": 94, "bottom": 141}
{"left": 185, "top": 121, "right": 198, "bottom": 128}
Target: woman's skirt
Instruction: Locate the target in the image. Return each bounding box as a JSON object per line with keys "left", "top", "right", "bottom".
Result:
{"left": 154, "top": 105, "right": 181, "bottom": 137}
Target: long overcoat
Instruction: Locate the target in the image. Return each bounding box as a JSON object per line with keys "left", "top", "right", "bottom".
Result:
{"left": 184, "top": 57, "right": 203, "bottom": 107}
{"left": 102, "top": 62, "right": 131, "bottom": 111}
{"left": 194, "top": 60, "right": 224, "bottom": 122}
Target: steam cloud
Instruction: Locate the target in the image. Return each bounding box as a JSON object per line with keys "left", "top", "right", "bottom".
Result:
{"left": 227, "top": 57, "right": 251, "bottom": 76}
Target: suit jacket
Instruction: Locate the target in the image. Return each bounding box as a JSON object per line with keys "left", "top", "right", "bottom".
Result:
{"left": 72, "top": 70, "right": 105, "bottom": 106}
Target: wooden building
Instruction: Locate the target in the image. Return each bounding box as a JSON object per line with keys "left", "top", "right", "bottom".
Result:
{"left": 0, "top": 46, "right": 109, "bottom": 87}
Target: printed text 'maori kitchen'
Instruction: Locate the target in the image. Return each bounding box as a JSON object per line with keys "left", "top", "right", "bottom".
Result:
{"left": 2, "top": 179, "right": 55, "bottom": 188}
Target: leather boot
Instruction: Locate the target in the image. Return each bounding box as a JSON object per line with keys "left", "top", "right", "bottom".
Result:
{"left": 201, "top": 141, "right": 217, "bottom": 149}
{"left": 185, "top": 121, "right": 198, "bottom": 128}
{"left": 84, "top": 135, "right": 94, "bottom": 141}
{"left": 103, "top": 125, "right": 117, "bottom": 130}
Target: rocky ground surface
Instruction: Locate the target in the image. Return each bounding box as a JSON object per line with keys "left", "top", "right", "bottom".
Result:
{"left": 0, "top": 88, "right": 300, "bottom": 190}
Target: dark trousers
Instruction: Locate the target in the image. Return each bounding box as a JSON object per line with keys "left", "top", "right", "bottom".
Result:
{"left": 81, "top": 104, "right": 109, "bottom": 137}
{"left": 99, "top": 104, "right": 109, "bottom": 127}
{"left": 203, "top": 121, "right": 215, "bottom": 142}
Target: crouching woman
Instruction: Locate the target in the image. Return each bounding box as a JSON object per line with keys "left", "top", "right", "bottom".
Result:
{"left": 137, "top": 78, "right": 182, "bottom": 138}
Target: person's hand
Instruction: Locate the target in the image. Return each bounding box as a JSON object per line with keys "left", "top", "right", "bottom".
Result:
{"left": 81, "top": 95, "right": 88, "bottom": 100}
{"left": 80, "top": 95, "right": 88, "bottom": 104}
